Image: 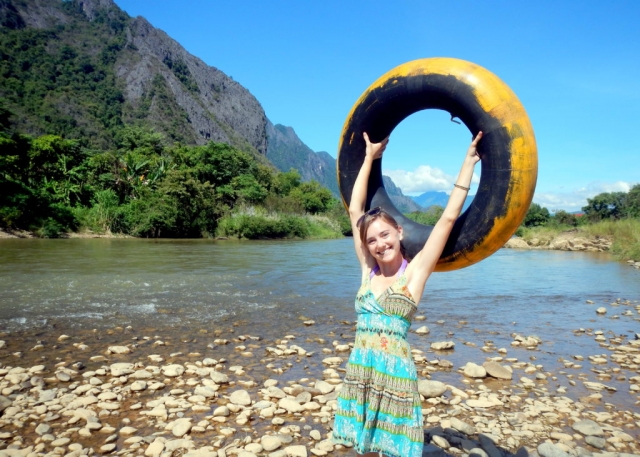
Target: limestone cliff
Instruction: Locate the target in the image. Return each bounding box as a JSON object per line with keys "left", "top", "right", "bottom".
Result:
{"left": 0, "top": 0, "right": 267, "bottom": 156}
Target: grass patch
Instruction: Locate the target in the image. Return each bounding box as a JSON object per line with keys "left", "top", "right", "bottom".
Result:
{"left": 216, "top": 208, "right": 343, "bottom": 240}
{"left": 517, "top": 219, "right": 640, "bottom": 260}
{"left": 581, "top": 219, "right": 640, "bottom": 260}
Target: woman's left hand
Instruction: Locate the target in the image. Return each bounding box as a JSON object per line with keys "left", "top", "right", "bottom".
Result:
{"left": 467, "top": 131, "right": 483, "bottom": 164}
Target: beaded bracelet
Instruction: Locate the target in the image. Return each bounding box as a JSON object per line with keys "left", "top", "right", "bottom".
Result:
{"left": 454, "top": 184, "right": 470, "bottom": 191}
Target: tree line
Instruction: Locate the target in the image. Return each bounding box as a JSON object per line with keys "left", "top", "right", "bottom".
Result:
{"left": 521, "top": 185, "right": 640, "bottom": 229}
{"left": 0, "top": 110, "right": 346, "bottom": 239}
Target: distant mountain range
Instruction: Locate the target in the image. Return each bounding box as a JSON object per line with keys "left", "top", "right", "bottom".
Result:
{"left": 410, "top": 191, "right": 474, "bottom": 211}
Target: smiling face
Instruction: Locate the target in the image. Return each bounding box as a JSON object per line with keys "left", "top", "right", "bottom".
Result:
{"left": 364, "top": 217, "right": 403, "bottom": 264}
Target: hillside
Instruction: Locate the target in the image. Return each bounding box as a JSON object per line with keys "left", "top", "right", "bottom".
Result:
{"left": 0, "top": 0, "right": 267, "bottom": 157}
{"left": 266, "top": 122, "right": 339, "bottom": 196}
{"left": 1, "top": 0, "right": 423, "bottom": 217}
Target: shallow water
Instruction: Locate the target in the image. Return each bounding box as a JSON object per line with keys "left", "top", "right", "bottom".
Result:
{"left": 1, "top": 238, "right": 639, "bottom": 407}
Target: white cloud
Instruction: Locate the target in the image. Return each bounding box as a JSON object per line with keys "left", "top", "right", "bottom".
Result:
{"left": 384, "top": 166, "right": 480, "bottom": 194}
{"left": 534, "top": 181, "right": 632, "bottom": 212}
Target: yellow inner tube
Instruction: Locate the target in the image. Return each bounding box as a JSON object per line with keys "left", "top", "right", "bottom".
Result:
{"left": 337, "top": 58, "right": 537, "bottom": 271}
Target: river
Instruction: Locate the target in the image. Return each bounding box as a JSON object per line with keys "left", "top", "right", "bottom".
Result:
{"left": 1, "top": 238, "right": 639, "bottom": 407}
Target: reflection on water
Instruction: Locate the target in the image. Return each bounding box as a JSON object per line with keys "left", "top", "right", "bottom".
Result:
{"left": 1, "top": 238, "right": 639, "bottom": 404}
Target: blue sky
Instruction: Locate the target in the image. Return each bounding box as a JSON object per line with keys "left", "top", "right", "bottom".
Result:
{"left": 114, "top": 1, "right": 639, "bottom": 211}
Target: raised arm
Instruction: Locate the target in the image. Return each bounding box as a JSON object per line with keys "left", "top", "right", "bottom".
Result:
{"left": 349, "top": 132, "right": 388, "bottom": 268}
{"left": 406, "top": 131, "right": 483, "bottom": 298}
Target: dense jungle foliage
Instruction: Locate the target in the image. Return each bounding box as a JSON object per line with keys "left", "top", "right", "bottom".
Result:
{"left": 0, "top": 107, "right": 348, "bottom": 239}
{"left": 0, "top": 2, "right": 131, "bottom": 148}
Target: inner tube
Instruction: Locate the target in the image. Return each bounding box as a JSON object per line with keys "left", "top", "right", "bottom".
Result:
{"left": 337, "top": 58, "right": 537, "bottom": 271}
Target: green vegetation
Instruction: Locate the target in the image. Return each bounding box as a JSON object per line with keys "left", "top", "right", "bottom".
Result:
{"left": 515, "top": 185, "right": 640, "bottom": 260}
{"left": 0, "top": 2, "right": 129, "bottom": 148}
{"left": 0, "top": 109, "right": 346, "bottom": 239}
{"left": 405, "top": 206, "right": 444, "bottom": 226}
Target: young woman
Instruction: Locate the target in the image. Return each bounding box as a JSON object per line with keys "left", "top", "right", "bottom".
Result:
{"left": 332, "top": 131, "right": 483, "bottom": 457}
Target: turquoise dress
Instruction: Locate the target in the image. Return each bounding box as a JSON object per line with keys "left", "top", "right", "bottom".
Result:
{"left": 333, "top": 260, "right": 424, "bottom": 457}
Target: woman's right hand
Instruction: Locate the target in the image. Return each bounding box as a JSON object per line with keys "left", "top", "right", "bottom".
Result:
{"left": 363, "top": 132, "right": 388, "bottom": 160}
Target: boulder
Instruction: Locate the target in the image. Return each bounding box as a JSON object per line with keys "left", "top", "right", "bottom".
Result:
{"left": 571, "top": 419, "right": 604, "bottom": 436}
{"left": 210, "top": 371, "right": 229, "bottom": 384}
{"left": 278, "top": 397, "right": 303, "bottom": 413}
{"left": 110, "top": 363, "right": 134, "bottom": 377}
{"left": 417, "top": 380, "right": 447, "bottom": 398}
{"left": 483, "top": 361, "right": 512, "bottom": 380}
{"left": 172, "top": 418, "right": 192, "bottom": 437}
{"left": 229, "top": 390, "right": 251, "bottom": 406}
{"left": 162, "top": 364, "right": 185, "bottom": 377}
{"left": 261, "top": 435, "right": 282, "bottom": 451}
{"left": 463, "top": 362, "right": 486, "bottom": 378}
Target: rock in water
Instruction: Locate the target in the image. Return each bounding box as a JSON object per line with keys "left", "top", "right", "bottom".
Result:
{"left": 463, "top": 362, "right": 487, "bottom": 378}
{"left": 229, "top": 389, "right": 251, "bottom": 406}
{"left": 483, "top": 361, "right": 512, "bottom": 380}
{"left": 417, "top": 380, "right": 447, "bottom": 398}
{"left": 430, "top": 341, "right": 455, "bottom": 350}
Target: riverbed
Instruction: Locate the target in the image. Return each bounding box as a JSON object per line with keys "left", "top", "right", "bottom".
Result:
{"left": 0, "top": 238, "right": 639, "bottom": 456}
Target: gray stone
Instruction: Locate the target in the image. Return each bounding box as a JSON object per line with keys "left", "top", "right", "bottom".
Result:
{"left": 314, "top": 380, "right": 334, "bottom": 394}
{"left": 172, "top": 418, "right": 192, "bottom": 437}
{"left": 0, "top": 395, "right": 12, "bottom": 413}
{"left": 538, "top": 442, "right": 570, "bottom": 457}
{"left": 194, "top": 386, "right": 217, "bottom": 398}
{"left": 56, "top": 372, "right": 71, "bottom": 382}
{"left": 35, "top": 423, "right": 51, "bottom": 435}
{"left": 38, "top": 389, "right": 56, "bottom": 402}
{"left": 131, "top": 369, "right": 153, "bottom": 379}
{"left": 210, "top": 371, "right": 229, "bottom": 384}
{"left": 418, "top": 380, "right": 447, "bottom": 398}
{"left": 416, "top": 326, "right": 430, "bottom": 335}
{"left": 463, "top": 362, "right": 487, "bottom": 378}
{"left": 110, "top": 363, "right": 134, "bottom": 377}
{"left": 229, "top": 389, "right": 251, "bottom": 406}
{"left": 162, "top": 364, "right": 185, "bottom": 377}
{"left": 431, "top": 341, "right": 455, "bottom": 350}
{"left": 584, "top": 436, "right": 606, "bottom": 450}
{"left": 278, "top": 397, "right": 303, "bottom": 413}
{"left": 101, "top": 443, "right": 117, "bottom": 453}
{"left": 261, "top": 435, "right": 282, "bottom": 451}
{"left": 483, "top": 361, "right": 512, "bottom": 380}
{"left": 450, "top": 417, "right": 477, "bottom": 436}
{"left": 283, "top": 445, "right": 307, "bottom": 457}
{"left": 572, "top": 419, "right": 604, "bottom": 437}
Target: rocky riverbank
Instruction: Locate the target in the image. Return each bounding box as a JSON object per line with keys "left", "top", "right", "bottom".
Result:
{"left": 503, "top": 233, "right": 612, "bottom": 253}
{"left": 1, "top": 300, "right": 640, "bottom": 457}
